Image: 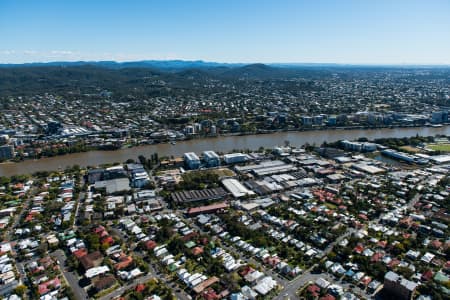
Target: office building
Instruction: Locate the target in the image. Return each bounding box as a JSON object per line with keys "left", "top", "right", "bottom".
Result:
{"left": 0, "top": 145, "right": 14, "bottom": 160}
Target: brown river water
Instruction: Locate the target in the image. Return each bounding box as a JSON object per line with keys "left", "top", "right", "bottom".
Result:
{"left": 2, "top": 126, "right": 450, "bottom": 176}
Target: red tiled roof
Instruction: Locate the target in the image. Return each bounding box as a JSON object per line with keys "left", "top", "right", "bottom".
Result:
{"left": 114, "top": 255, "right": 133, "bottom": 270}
{"left": 38, "top": 277, "right": 61, "bottom": 295}
{"left": 377, "top": 241, "right": 387, "bottom": 248}
{"left": 187, "top": 202, "right": 228, "bottom": 215}
{"left": 307, "top": 284, "right": 320, "bottom": 297}
{"left": 101, "top": 236, "right": 114, "bottom": 246}
{"left": 264, "top": 256, "right": 281, "bottom": 267}
{"left": 192, "top": 246, "right": 204, "bottom": 256}
{"left": 371, "top": 252, "right": 384, "bottom": 262}
{"left": 193, "top": 277, "right": 219, "bottom": 294}
{"left": 181, "top": 231, "right": 199, "bottom": 242}
{"left": 431, "top": 240, "right": 443, "bottom": 249}
{"left": 388, "top": 258, "right": 400, "bottom": 268}
{"left": 320, "top": 295, "right": 336, "bottom": 300}
{"left": 239, "top": 266, "right": 255, "bottom": 276}
{"left": 93, "top": 225, "right": 105, "bottom": 234}
{"left": 145, "top": 240, "right": 157, "bottom": 250}
{"left": 361, "top": 276, "right": 372, "bottom": 285}
{"left": 73, "top": 248, "right": 88, "bottom": 259}
{"left": 202, "top": 288, "right": 219, "bottom": 300}
{"left": 353, "top": 244, "right": 364, "bottom": 254}
{"left": 135, "top": 284, "right": 146, "bottom": 293}
{"left": 358, "top": 213, "right": 368, "bottom": 221}
{"left": 421, "top": 270, "right": 433, "bottom": 281}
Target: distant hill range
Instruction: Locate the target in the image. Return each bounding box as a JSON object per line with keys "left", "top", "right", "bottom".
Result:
{"left": 1, "top": 59, "right": 448, "bottom": 70}
{"left": 0, "top": 60, "right": 448, "bottom": 96}
{"left": 0, "top": 60, "right": 245, "bottom": 70}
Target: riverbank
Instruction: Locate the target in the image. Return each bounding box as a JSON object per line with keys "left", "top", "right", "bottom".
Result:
{"left": 2, "top": 125, "right": 450, "bottom": 176}
{"left": 6, "top": 123, "right": 447, "bottom": 165}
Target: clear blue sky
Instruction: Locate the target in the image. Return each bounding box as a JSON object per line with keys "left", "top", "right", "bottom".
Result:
{"left": 1, "top": 0, "right": 449, "bottom": 64}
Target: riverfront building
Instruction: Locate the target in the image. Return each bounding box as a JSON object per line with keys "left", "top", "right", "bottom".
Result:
{"left": 223, "top": 153, "right": 248, "bottom": 164}
{"left": 0, "top": 144, "right": 14, "bottom": 160}
{"left": 341, "top": 140, "right": 377, "bottom": 152}
{"left": 184, "top": 152, "right": 201, "bottom": 170}
{"left": 202, "top": 151, "right": 220, "bottom": 168}
{"left": 381, "top": 149, "right": 428, "bottom": 164}
{"left": 301, "top": 116, "right": 313, "bottom": 126}
{"left": 431, "top": 111, "right": 448, "bottom": 124}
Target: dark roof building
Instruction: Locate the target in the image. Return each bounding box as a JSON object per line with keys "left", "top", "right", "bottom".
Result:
{"left": 93, "top": 275, "right": 117, "bottom": 292}
{"left": 79, "top": 251, "right": 104, "bottom": 270}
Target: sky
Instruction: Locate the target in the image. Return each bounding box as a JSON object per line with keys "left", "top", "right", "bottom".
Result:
{"left": 0, "top": 0, "right": 450, "bottom": 64}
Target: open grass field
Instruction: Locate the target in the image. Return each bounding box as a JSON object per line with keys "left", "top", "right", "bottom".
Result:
{"left": 211, "top": 168, "right": 236, "bottom": 177}
{"left": 399, "top": 145, "right": 421, "bottom": 153}
{"left": 427, "top": 143, "right": 450, "bottom": 152}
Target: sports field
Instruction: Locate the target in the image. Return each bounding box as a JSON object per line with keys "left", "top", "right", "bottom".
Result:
{"left": 427, "top": 143, "right": 450, "bottom": 152}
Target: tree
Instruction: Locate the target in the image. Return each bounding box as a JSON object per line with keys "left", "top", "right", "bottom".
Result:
{"left": 13, "top": 285, "right": 26, "bottom": 297}
{"left": 167, "top": 238, "right": 185, "bottom": 254}
{"left": 155, "top": 221, "right": 173, "bottom": 243}
{"left": 37, "top": 242, "right": 49, "bottom": 258}
{"left": 221, "top": 273, "right": 240, "bottom": 292}
{"left": 138, "top": 155, "right": 147, "bottom": 165}
{"left": 396, "top": 266, "right": 414, "bottom": 279}
{"left": 0, "top": 176, "right": 11, "bottom": 186}
{"left": 85, "top": 233, "right": 100, "bottom": 251}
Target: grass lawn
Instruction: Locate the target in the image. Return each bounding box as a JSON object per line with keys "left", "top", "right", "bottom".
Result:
{"left": 399, "top": 145, "right": 421, "bottom": 153}
{"left": 325, "top": 202, "right": 337, "bottom": 210}
{"left": 211, "top": 168, "right": 236, "bottom": 177}
{"left": 427, "top": 143, "right": 450, "bottom": 152}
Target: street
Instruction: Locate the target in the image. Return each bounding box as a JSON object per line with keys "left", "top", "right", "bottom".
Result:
{"left": 52, "top": 250, "right": 89, "bottom": 300}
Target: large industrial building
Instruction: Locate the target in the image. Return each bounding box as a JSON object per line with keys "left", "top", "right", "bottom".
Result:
{"left": 186, "top": 202, "right": 229, "bottom": 216}
{"left": 381, "top": 149, "right": 428, "bottom": 164}
{"left": 171, "top": 187, "right": 228, "bottom": 204}
{"left": 223, "top": 153, "right": 248, "bottom": 164}
{"left": 352, "top": 163, "right": 385, "bottom": 175}
{"left": 222, "top": 178, "right": 255, "bottom": 198}
{"left": 235, "top": 160, "right": 296, "bottom": 177}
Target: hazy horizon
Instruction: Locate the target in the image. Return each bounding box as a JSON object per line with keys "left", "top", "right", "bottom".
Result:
{"left": 1, "top": 59, "right": 450, "bottom": 68}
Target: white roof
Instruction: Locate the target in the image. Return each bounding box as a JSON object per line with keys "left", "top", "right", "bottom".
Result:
{"left": 203, "top": 150, "right": 220, "bottom": 159}
{"left": 222, "top": 178, "right": 255, "bottom": 198}
{"left": 253, "top": 276, "right": 277, "bottom": 295}
{"left": 85, "top": 266, "right": 109, "bottom": 278}
{"left": 184, "top": 152, "right": 200, "bottom": 161}
{"left": 430, "top": 155, "right": 450, "bottom": 164}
